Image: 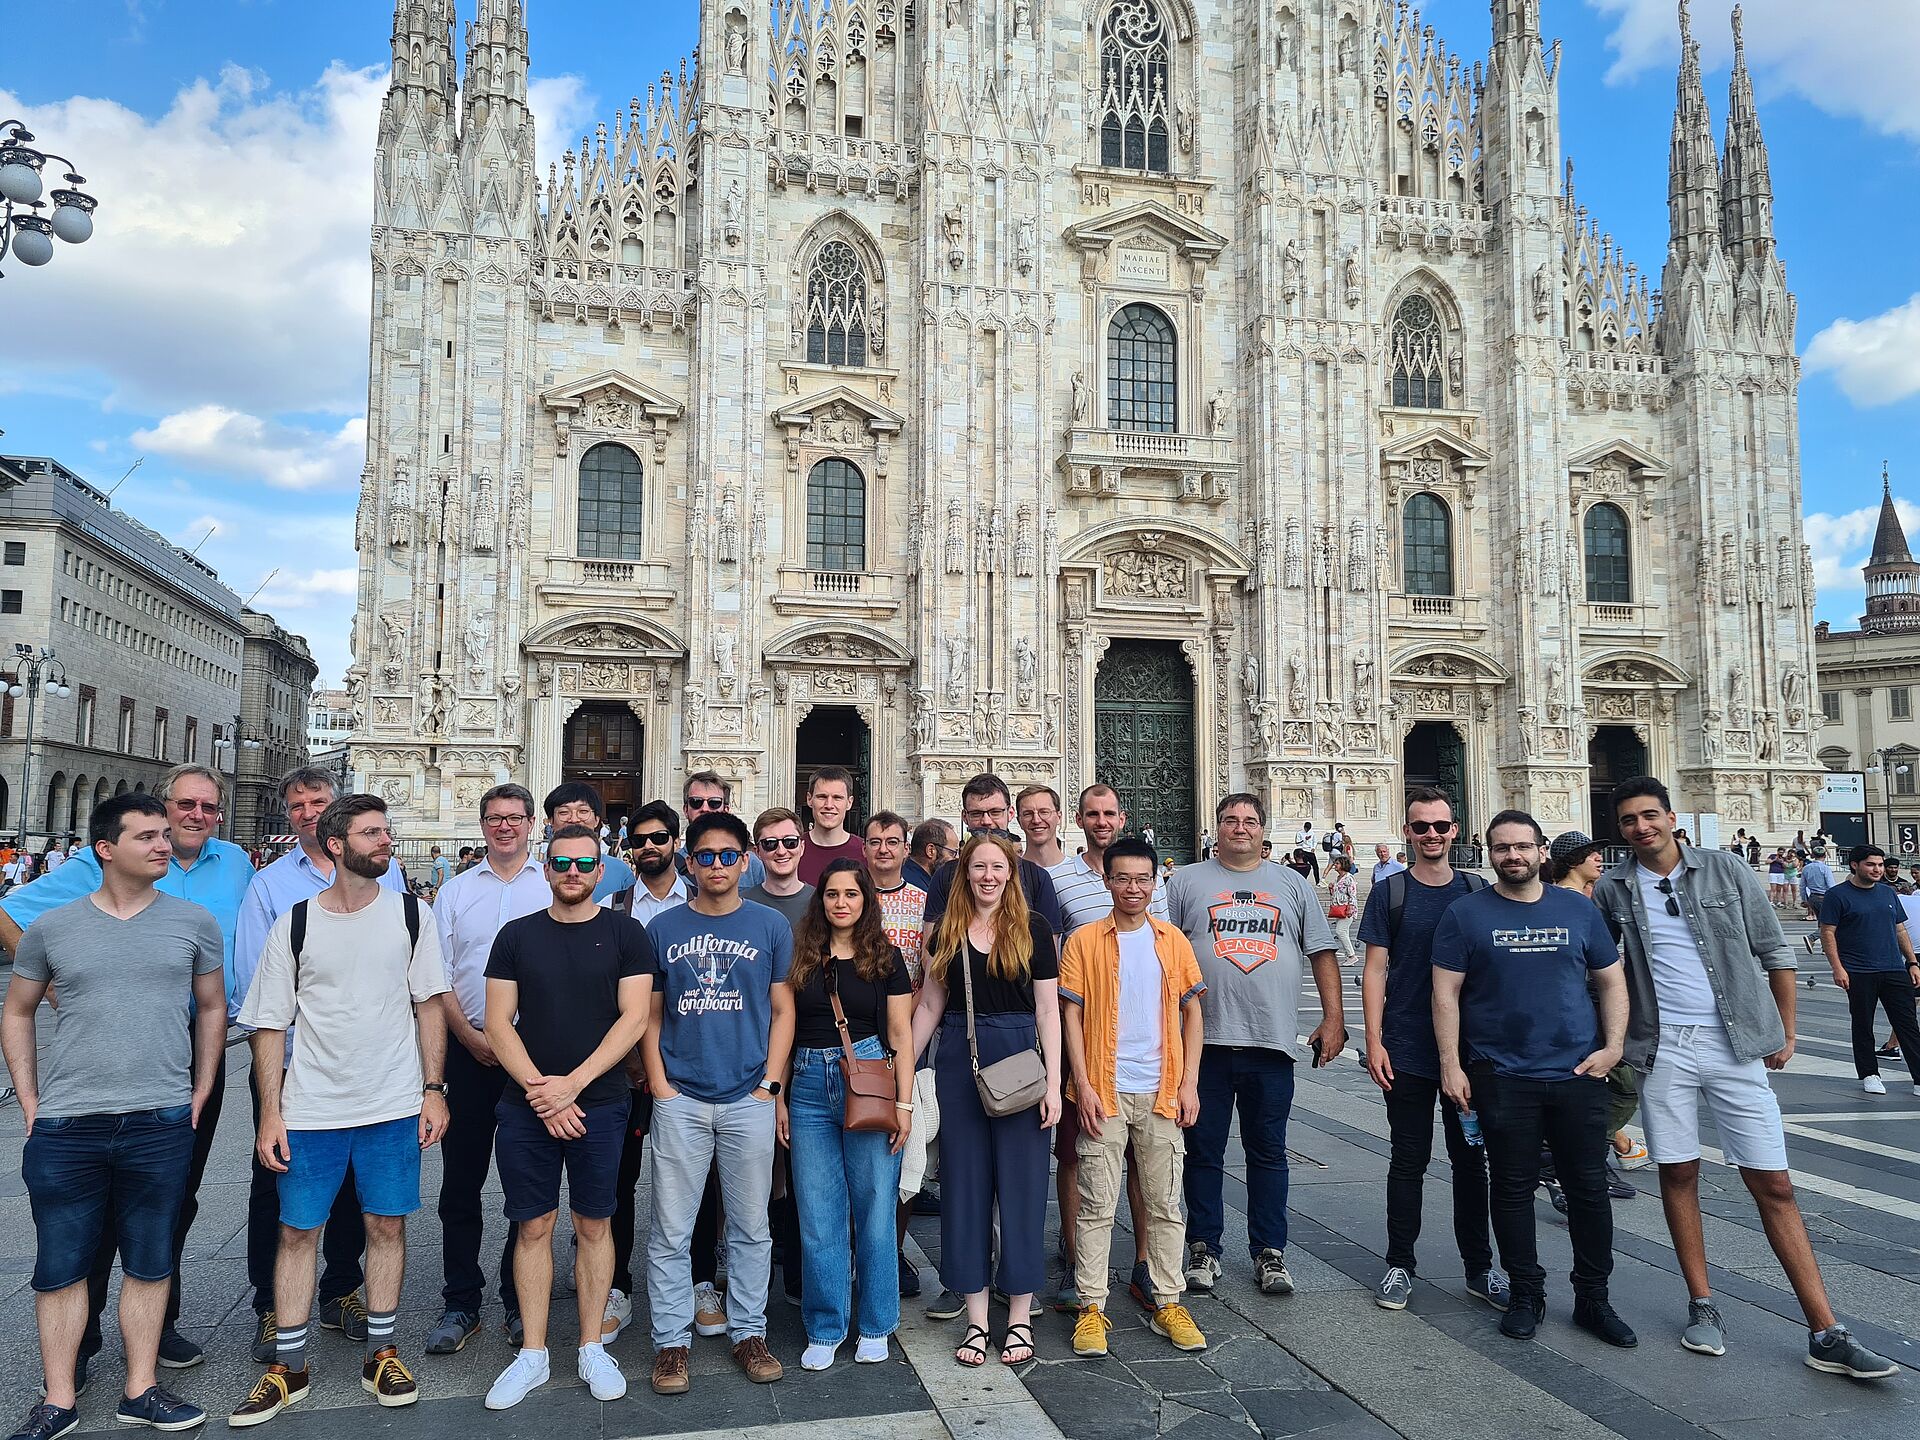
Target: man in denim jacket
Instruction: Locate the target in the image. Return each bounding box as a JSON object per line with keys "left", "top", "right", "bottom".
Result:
{"left": 1595, "top": 776, "right": 1894, "bottom": 1380}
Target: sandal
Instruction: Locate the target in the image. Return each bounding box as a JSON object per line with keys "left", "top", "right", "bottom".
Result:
{"left": 955, "top": 1324, "right": 989, "bottom": 1368}
{"left": 1000, "top": 1322, "right": 1035, "bottom": 1366}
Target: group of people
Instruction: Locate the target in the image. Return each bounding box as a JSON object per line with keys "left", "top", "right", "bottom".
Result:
{"left": 2, "top": 761, "right": 1906, "bottom": 1440}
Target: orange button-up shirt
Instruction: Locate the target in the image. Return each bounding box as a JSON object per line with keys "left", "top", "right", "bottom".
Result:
{"left": 1059, "top": 914, "right": 1205, "bottom": 1121}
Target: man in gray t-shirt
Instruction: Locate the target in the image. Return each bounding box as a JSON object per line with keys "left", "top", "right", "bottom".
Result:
{"left": 1, "top": 794, "right": 226, "bottom": 1432}
{"left": 1164, "top": 794, "right": 1343, "bottom": 1301}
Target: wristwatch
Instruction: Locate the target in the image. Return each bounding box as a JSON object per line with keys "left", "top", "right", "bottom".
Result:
{"left": 422, "top": 1082, "right": 449, "bottom": 1096}
{"left": 756, "top": 1079, "right": 783, "bottom": 1097}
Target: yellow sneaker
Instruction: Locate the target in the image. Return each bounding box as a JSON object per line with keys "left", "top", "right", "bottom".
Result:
{"left": 1072, "top": 1304, "right": 1112, "bottom": 1358}
{"left": 1151, "top": 1302, "right": 1207, "bottom": 1352}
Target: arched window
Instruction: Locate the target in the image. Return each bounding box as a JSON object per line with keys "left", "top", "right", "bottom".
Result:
{"left": 1402, "top": 493, "right": 1453, "bottom": 596}
{"left": 806, "top": 458, "right": 866, "bottom": 572}
{"left": 805, "top": 240, "right": 869, "bottom": 367}
{"left": 577, "top": 443, "right": 645, "bottom": 561}
{"left": 1583, "top": 502, "right": 1631, "bottom": 603}
{"left": 1099, "top": 2, "right": 1172, "bottom": 173}
{"left": 1107, "top": 303, "right": 1177, "bottom": 433}
{"left": 1390, "top": 295, "right": 1447, "bottom": 408}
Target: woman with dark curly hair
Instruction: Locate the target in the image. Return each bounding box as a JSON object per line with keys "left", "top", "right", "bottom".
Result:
{"left": 777, "top": 860, "right": 915, "bottom": 1371}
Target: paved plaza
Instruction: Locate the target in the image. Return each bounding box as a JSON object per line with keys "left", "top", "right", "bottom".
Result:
{"left": 2, "top": 913, "right": 1915, "bottom": 1440}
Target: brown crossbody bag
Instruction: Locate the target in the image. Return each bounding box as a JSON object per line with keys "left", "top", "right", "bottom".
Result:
{"left": 827, "top": 967, "right": 899, "bottom": 1132}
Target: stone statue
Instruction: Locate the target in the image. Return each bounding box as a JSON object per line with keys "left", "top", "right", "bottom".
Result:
{"left": 1310, "top": 526, "right": 1333, "bottom": 589}
{"left": 683, "top": 684, "right": 706, "bottom": 743}
{"left": 1532, "top": 262, "right": 1552, "bottom": 320}
{"left": 987, "top": 506, "right": 1006, "bottom": 573}
{"left": 1258, "top": 701, "right": 1282, "bottom": 758}
{"left": 1070, "top": 370, "right": 1091, "bottom": 424}
{"left": 722, "top": 181, "right": 743, "bottom": 245}
{"left": 713, "top": 627, "right": 737, "bottom": 677}
{"left": 1701, "top": 713, "right": 1721, "bottom": 762}
{"left": 419, "top": 677, "right": 447, "bottom": 734}
{"left": 1287, "top": 650, "right": 1309, "bottom": 716}
{"left": 726, "top": 24, "right": 748, "bottom": 74}
{"left": 912, "top": 690, "right": 935, "bottom": 750}
{"left": 1758, "top": 712, "right": 1778, "bottom": 761}
{"left": 1013, "top": 0, "right": 1032, "bottom": 37}
{"left": 1519, "top": 706, "right": 1538, "bottom": 759}
{"left": 1353, "top": 647, "right": 1374, "bottom": 695}
{"left": 1281, "top": 238, "right": 1303, "bottom": 301}
{"left": 944, "top": 633, "right": 967, "bottom": 704}
{"left": 1207, "top": 391, "right": 1231, "bottom": 436}
{"left": 1240, "top": 653, "right": 1259, "bottom": 705}
{"left": 1014, "top": 215, "right": 1036, "bottom": 275}
{"left": 1176, "top": 105, "right": 1196, "bottom": 154}
{"left": 1337, "top": 26, "right": 1358, "bottom": 74}
{"left": 506, "top": 478, "right": 528, "bottom": 548}
{"left": 1015, "top": 635, "right": 1037, "bottom": 689}
{"left": 463, "top": 610, "right": 492, "bottom": 686}
{"left": 1782, "top": 664, "right": 1804, "bottom": 708}
{"left": 388, "top": 465, "right": 415, "bottom": 549}
{"left": 1342, "top": 246, "right": 1361, "bottom": 306}
{"left": 1729, "top": 667, "right": 1750, "bottom": 729}
{"left": 499, "top": 672, "right": 522, "bottom": 740}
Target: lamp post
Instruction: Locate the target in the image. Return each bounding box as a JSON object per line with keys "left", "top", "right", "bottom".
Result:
{"left": 1, "top": 120, "right": 98, "bottom": 275}
{"left": 213, "top": 721, "right": 263, "bottom": 841}
{"left": 3, "top": 645, "right": 74, "bottom": 846}
{"left": 1865, "top": 748, "right": 1911, "bottom": 853}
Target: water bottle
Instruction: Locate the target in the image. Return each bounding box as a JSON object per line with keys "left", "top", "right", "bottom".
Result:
{"left": 1460, "top": 1108, "right": 1484, "bottom": 1147}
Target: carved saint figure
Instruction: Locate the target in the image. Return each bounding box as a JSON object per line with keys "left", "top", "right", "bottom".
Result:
{"left": 1015, "top": 635, "right": 1037, "bottom": 688}
{"left": 1280, "top": 238, "right": 1303, "bottom": 301}
{"left": 912, "top": 690, "right": 936, "bottom": 750}
{"left": 1070, "top": 370, "right": 1091, "bottom": 424}
{"left": 726, "top": 24, "right": 748, "bottom": 74}
{"left": 506, "top": 479, "right": 529, "bottom": 547}
{"left": 1531, "top": 262, "right": 1552, "bottom": 319}
{"left": 1240, "top": 653, "right": 1259, "bottom": 705}
{"left": 1287, "top": 650, "right": 1309, "bottom": 716}
{"left": 683, "top": 684, "right": 706, "bottom": 743}
{"left": 714, "top": 628, "right": 737, "bottom": 677}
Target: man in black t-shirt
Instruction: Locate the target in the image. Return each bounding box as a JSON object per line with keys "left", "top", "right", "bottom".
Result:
{"left": 480, "top": 826, "right": 655, "bottom": 1411}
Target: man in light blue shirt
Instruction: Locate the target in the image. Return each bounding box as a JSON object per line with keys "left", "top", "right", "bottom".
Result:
{"left": 675, "top": 770, "right": 766, "bottom": 890}
{"left": 0, "top": 764, "right": 255, "bottom": 1375}
{"left": 231, "top": 767, "right": 408, "bottom": 1360}
{"left": 1800, "top": 847, "right": 1834, "bottom": 921}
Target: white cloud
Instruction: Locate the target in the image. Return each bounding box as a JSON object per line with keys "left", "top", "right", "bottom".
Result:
{"left": 254, "top": 568, "right": 359, "bottom": 609}
{"left": 1587, "top": 0, "right": 1920, "bottom": 144}
{"left": 1804, "top": 295, "right": 1920, "bottom": 407}
{"left": 1803, "top": 495, "right": 1920, "bottom": 605}
{"left": 529, "top": 74, "right": 599, "bottom": 175}
{"left": 132, "top": 405, "right": 367, "bottom": 491}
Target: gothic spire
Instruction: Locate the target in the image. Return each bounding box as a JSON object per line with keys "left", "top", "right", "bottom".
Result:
{"left": 386, "top": 0, "right": 458, "bottom": 118}
{"left": 1720, "top": 4, "right": 1775, "bottom": 261}
{"left": 1667, "top": 0, "right": 1722, "bottom": 264}
{"left": 1490, "top": 0, "right": 1541, "bottom": 45}
{"left": 1871, "top": 464, "right": 1913, "bottom": 567}
{"left": 464, "top": 0, "right": 530, "bottom": 139}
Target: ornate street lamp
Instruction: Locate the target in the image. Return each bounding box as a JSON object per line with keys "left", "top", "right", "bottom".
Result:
{"left": 3, "top": 645, "right": 75, "bottom": 846}
{"left": 1, "top": 119, "right": 98, "bottom": 275}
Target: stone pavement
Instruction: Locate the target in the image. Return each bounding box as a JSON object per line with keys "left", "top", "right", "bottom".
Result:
{"left": 2, "top": 926, "right": 1917, "bottom": 1439}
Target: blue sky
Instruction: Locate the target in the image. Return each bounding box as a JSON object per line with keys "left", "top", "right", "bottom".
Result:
{"left": 4, "top": 0, "right": 1917, "bottom": 686}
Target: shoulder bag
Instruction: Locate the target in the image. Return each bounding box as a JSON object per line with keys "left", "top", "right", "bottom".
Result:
{"left": 958, "top": 942, "right": 1048, "bottom": 1117}
{"left": 827, "top": 966, "right": 899, "bottom": 1133}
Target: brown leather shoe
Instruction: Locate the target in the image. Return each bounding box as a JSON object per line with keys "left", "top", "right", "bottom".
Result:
{"left": 361, "top": 1346, "right": 418, "bottom": 1407}
{"left": 650, "top": 1346, "right": 690, "bottom": 1396}
{"left": 229, "top": 1364, "right": 309, "bottom": 1427}
{"left": 732, "top": 1335, "right": 784, "bottom": 1383}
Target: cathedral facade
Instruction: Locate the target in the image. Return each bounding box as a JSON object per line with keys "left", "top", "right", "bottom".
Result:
{"left": 350, "top": 0, "right": 1820, "bottom": 857}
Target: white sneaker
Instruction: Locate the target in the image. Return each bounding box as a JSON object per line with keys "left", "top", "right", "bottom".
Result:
{"left": 855, "top": 1336, "right": 890, "bottom": 1364}
{"left": 800, "top": 1341, "right": 838, "bottom": 1371}
{"left": 485, "top": 1349, "right": 550, "bottom": 1410}
{"left": 693, "top": 1281, "right": 727, "bottom": 1337}
{"left": 601, "top": 1288, "right": 631, "bottom": 1343}
{"left": 577, "top": 1343, "right": 626, "bottom": 1401}
{"left": 1863, "top": 1075, "right": 1888, "bottom": 1095}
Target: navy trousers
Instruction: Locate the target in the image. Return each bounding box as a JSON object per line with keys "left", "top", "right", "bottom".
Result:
{"left": 934, "top": 1012, "right": 1050, "bottom": 1298}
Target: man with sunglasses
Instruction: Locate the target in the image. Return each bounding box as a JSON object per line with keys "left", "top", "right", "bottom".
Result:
{"left": 1, "top": 765, "right": 254, "bottom": 1378}
{"left": 678, "top": 772, "right": 766, "bottom": 889}
{"left": 744, "top": 808, "right": 814, "bottom": 928}
{"left": 1358, "top": 787, "right": 1503, "bottom": 1315}
{"left": 642, "top": 810, "right": 794, "bottom": 1394}
{"left": 423, "top": 784, "right": 548, "bottom": 1357}
{"left": 627, "top": 801, "right": 693, "bottom": 925}
{"left": 1593, "top": 779, "right": 1897, "bottom": 1378}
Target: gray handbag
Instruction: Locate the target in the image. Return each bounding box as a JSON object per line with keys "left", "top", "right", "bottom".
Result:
{"left": 959, "top": 944, "right": 1048, "bottom": 1117}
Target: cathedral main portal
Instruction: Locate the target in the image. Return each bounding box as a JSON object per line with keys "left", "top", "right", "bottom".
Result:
{"left": 1095, "top": 640, "right": 1196, "bottom": 862}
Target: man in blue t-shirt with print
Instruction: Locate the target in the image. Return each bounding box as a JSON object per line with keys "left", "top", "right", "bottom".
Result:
{"left": 1431, "top": 809, "right": 1632, "bottom": 1350}
{"left": 640, "top": 810, "right": 794, "bottom": 1397}
{"left": 1818, "top": 844, "right": 1920, "bottom": 1094}
{"left": 1358, "top": 785, "right": 1503, "bottom": 1315}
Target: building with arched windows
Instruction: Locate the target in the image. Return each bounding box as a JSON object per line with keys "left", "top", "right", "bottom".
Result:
{"left": 351, "top": 0, "right": 1820, "bottom": 852}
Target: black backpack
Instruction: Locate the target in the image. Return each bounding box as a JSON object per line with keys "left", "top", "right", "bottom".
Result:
{"left": 289, "top": 891, "right": 421, "bottom": 984}
{"left": 1382, "top": 868, "right": 1487, "bottom": 946}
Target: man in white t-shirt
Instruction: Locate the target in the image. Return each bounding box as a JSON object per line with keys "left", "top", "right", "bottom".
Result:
{"left": 230, "top": 794, "right": 451, "bottom": 1425}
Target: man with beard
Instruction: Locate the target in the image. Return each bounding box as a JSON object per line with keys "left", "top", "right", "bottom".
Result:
{"left": 1431, "top": 811, "right": 1632, "bottom": 1349}
{"left": 229, "top": 795, "right": 450, "bottom": 1425}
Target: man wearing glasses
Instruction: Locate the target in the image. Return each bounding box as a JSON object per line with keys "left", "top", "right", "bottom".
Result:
{"left": 919, "top": 774, "right": 1063, "bottom": 934}
{"left": 544, "top": 785, "right": 636, "bottom": 912}
{"left": 641, "top": 810, "right": 794, "bottom": 1395}
{"left": 904, "top": 819, "right": 956, "bottom": 892}
{"left": 422, "top": 784, "right": 548, "bottom": 1357}
{"left": 677, "top": 772, "right": 765, "bottom": 889}
{"left": 1357, "top": 786, "right": 1502, "bottom": 1315}
{"left": 743, "top": 808, "right": 814, "bottom": 928}
{"left": 627, "top": 801, "right": 693, "bottom": 925}
{"left": 0, "top": 765, "right": 255, "bottom": 1377}
{"left": 1596, "top": 778, "right": 1896, "bottom": 1379}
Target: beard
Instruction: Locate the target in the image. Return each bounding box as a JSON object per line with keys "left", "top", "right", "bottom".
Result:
{"left": 635, "top": 850, "right": 675, "bottom": 877}
{"left": 342, "top": 845, "right": 391, "bottom": 880}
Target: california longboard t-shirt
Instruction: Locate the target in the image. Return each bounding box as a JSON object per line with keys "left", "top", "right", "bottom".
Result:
{"left": 644, "top": 899, "right": 793, "bottom": 1103}
{"left": 1165, "top": 858, "right": 1334, "bottom": 1054}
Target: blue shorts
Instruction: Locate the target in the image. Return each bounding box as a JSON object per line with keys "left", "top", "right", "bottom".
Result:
{"left": 23, "top": 1106, "right": 195, "bottom": 1292}
{"left": 494, "top": 1095, "right": 630, "bottom": 1222}
{"left": 279, "top": 1115, "right": 421, "bottom": 1230}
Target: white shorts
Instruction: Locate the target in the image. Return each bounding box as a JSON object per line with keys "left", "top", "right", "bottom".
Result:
{"left": 1639, "top": 1022, "right": 1789, "bottom": 1171}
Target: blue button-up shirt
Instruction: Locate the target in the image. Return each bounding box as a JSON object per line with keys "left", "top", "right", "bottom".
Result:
{"left": 231, "top": 845, "right": 408, "bottom": 1021}
{"left": 3, "top": 836, "right": 255, "bottom": 1010}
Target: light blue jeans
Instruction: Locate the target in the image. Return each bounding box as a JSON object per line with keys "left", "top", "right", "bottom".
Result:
{"left": 788, "top": 1041, "right": 903, "bottom": 1346}
{"left": 646, "top": 1089, "right": 777, "bottom": 1348}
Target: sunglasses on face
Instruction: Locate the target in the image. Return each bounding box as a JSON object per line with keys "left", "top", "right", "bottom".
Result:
{"left": 171, "top": 801, "right": 220, "bottom": 816}
{"left": 549, "top": 855, "right": 602, "bottom": 874}
{"left": 1655, "top": 877, "right": 1680, "bottom": 917}
{"left": 1407, "top": 820, "right": 1456, "bottom": 836}
{"left": 692, "top": 848, "right": 744, "bottom": 868}
{"left": 759, "top": 835, "right": 803, "bottom": 852}
{"left": 686, "top": 797, "right": 728, "bottom": 812}
{"left": 632, "top": 830, "right": 674, "bottom": 847}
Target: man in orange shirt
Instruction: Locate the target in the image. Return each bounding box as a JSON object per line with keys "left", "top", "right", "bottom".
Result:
{"left": 1059, "top": 838, "right": 1206, "bottom": 1359}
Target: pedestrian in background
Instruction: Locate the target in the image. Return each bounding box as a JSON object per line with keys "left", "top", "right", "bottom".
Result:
{"left": 1816, "top": 845, "right": 1920, "bottom": 1096}
{"left": 1326, "top": 855, "right": 1359, "bottom": 967}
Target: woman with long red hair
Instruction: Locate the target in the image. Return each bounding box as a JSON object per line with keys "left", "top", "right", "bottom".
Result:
{"left": 908, "top": 833, "right": 1062, "bottom": 1368}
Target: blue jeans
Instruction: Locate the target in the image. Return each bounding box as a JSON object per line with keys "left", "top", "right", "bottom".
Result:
{"left": 24, "top": 1106, "right": 195, "bottom": 1292}
{"left": 1183, "top": 1045, "right": 1295, "bottom": 1258}
{"left": 279, "top": 1115, "right": 422, "bottom": 1230}
{"left": 647, "top": 1089, "right": 777, "bottom": 1348}
{"left": 788, "top": 1042, "right": 903, "bottom": 1346}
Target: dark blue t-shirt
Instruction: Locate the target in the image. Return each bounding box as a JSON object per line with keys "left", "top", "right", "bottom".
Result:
{"left": 645, "top": 899, "right": 794, "bottom": 1103}
{"left": 1819, "top": 880, "right": 1908, "bottom": 973}
{"left": 1430, "top": 886, "right": 1620, "bottom": 1082}
{"left": 1357, "top": 871, "right": 1477, "bottom": 1079}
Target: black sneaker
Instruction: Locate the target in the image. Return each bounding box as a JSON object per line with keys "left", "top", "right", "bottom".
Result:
{"left": 1543, "top": 1179, "right": 1569, "bottom": 1215}
{"left": 1605, "top": 1164, "right": 1636, "bottom": 1201}
{"left": 319, "top": 1292, "right": 369, "bottom": 1343}
{"left": 1127, "top": 1260, "right": 1154, "bottom": 1312}
{"left": 156, "top": 1326, "right": 204, "bottom": 1370}
{"left": 250, "top": 1311, "right": 277, "bottom": 1366}
{"left": 925, "top": 1289, "right": 965, "bottom": 1321}
{"left": 505, "top": 1312, "right": 525, "bottom": 1348}
{"left": 911, "top": 1190, "right": 941, "bottom": 1217}
{"left": 1573, "top": 1298, "right": 1639, "bottom": 1348}
{"left": 898, "top": 1251, "right": 922, "bottom": 1298}
{"left": 1500, "top": 1293, "right": 1544, "bottom": 1340}
{"left": 8, "top": 1402, "right": 78, "bottom": 1440}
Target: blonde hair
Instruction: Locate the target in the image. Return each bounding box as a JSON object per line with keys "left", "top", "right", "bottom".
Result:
{"left": 926, "top": 832, "right": 1034, "bottom": 985}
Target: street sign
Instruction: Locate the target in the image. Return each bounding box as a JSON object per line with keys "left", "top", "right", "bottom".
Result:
{"left": 1899, "top": 822, "right": 1918, "bottom": 856}
{"left": 1820, "top": 772, "right": 1866, "bottom": 810}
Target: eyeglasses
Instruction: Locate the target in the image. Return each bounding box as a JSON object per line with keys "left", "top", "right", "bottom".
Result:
{"left": 632, "top": 830, "right": 674, "bottom": 848}
{"left": 758, "top": 835, "right": 803, "bottom": 852}
{"left": 483, "top": 813, "right": 531, "bottom": 828}
{"left": 691, "top": 848, "right": 744, "bottom": 868}
{"left": 1109, "top": 875, "right": 1157, "bottom": 890}
{"left": 171, "top": 801, "right": 220, "bottom": 816}
{"left": 686, "top": 797, "right": 729, "bottom": 812}
{"left": 1654, "top": 877, "right": 1680, "bottom": 917}
{"left": 549, "top": 855, "right": 602, "bottom": 874}
{"left": 1408, "top": 820, "right": 1456, "bottom": 836}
